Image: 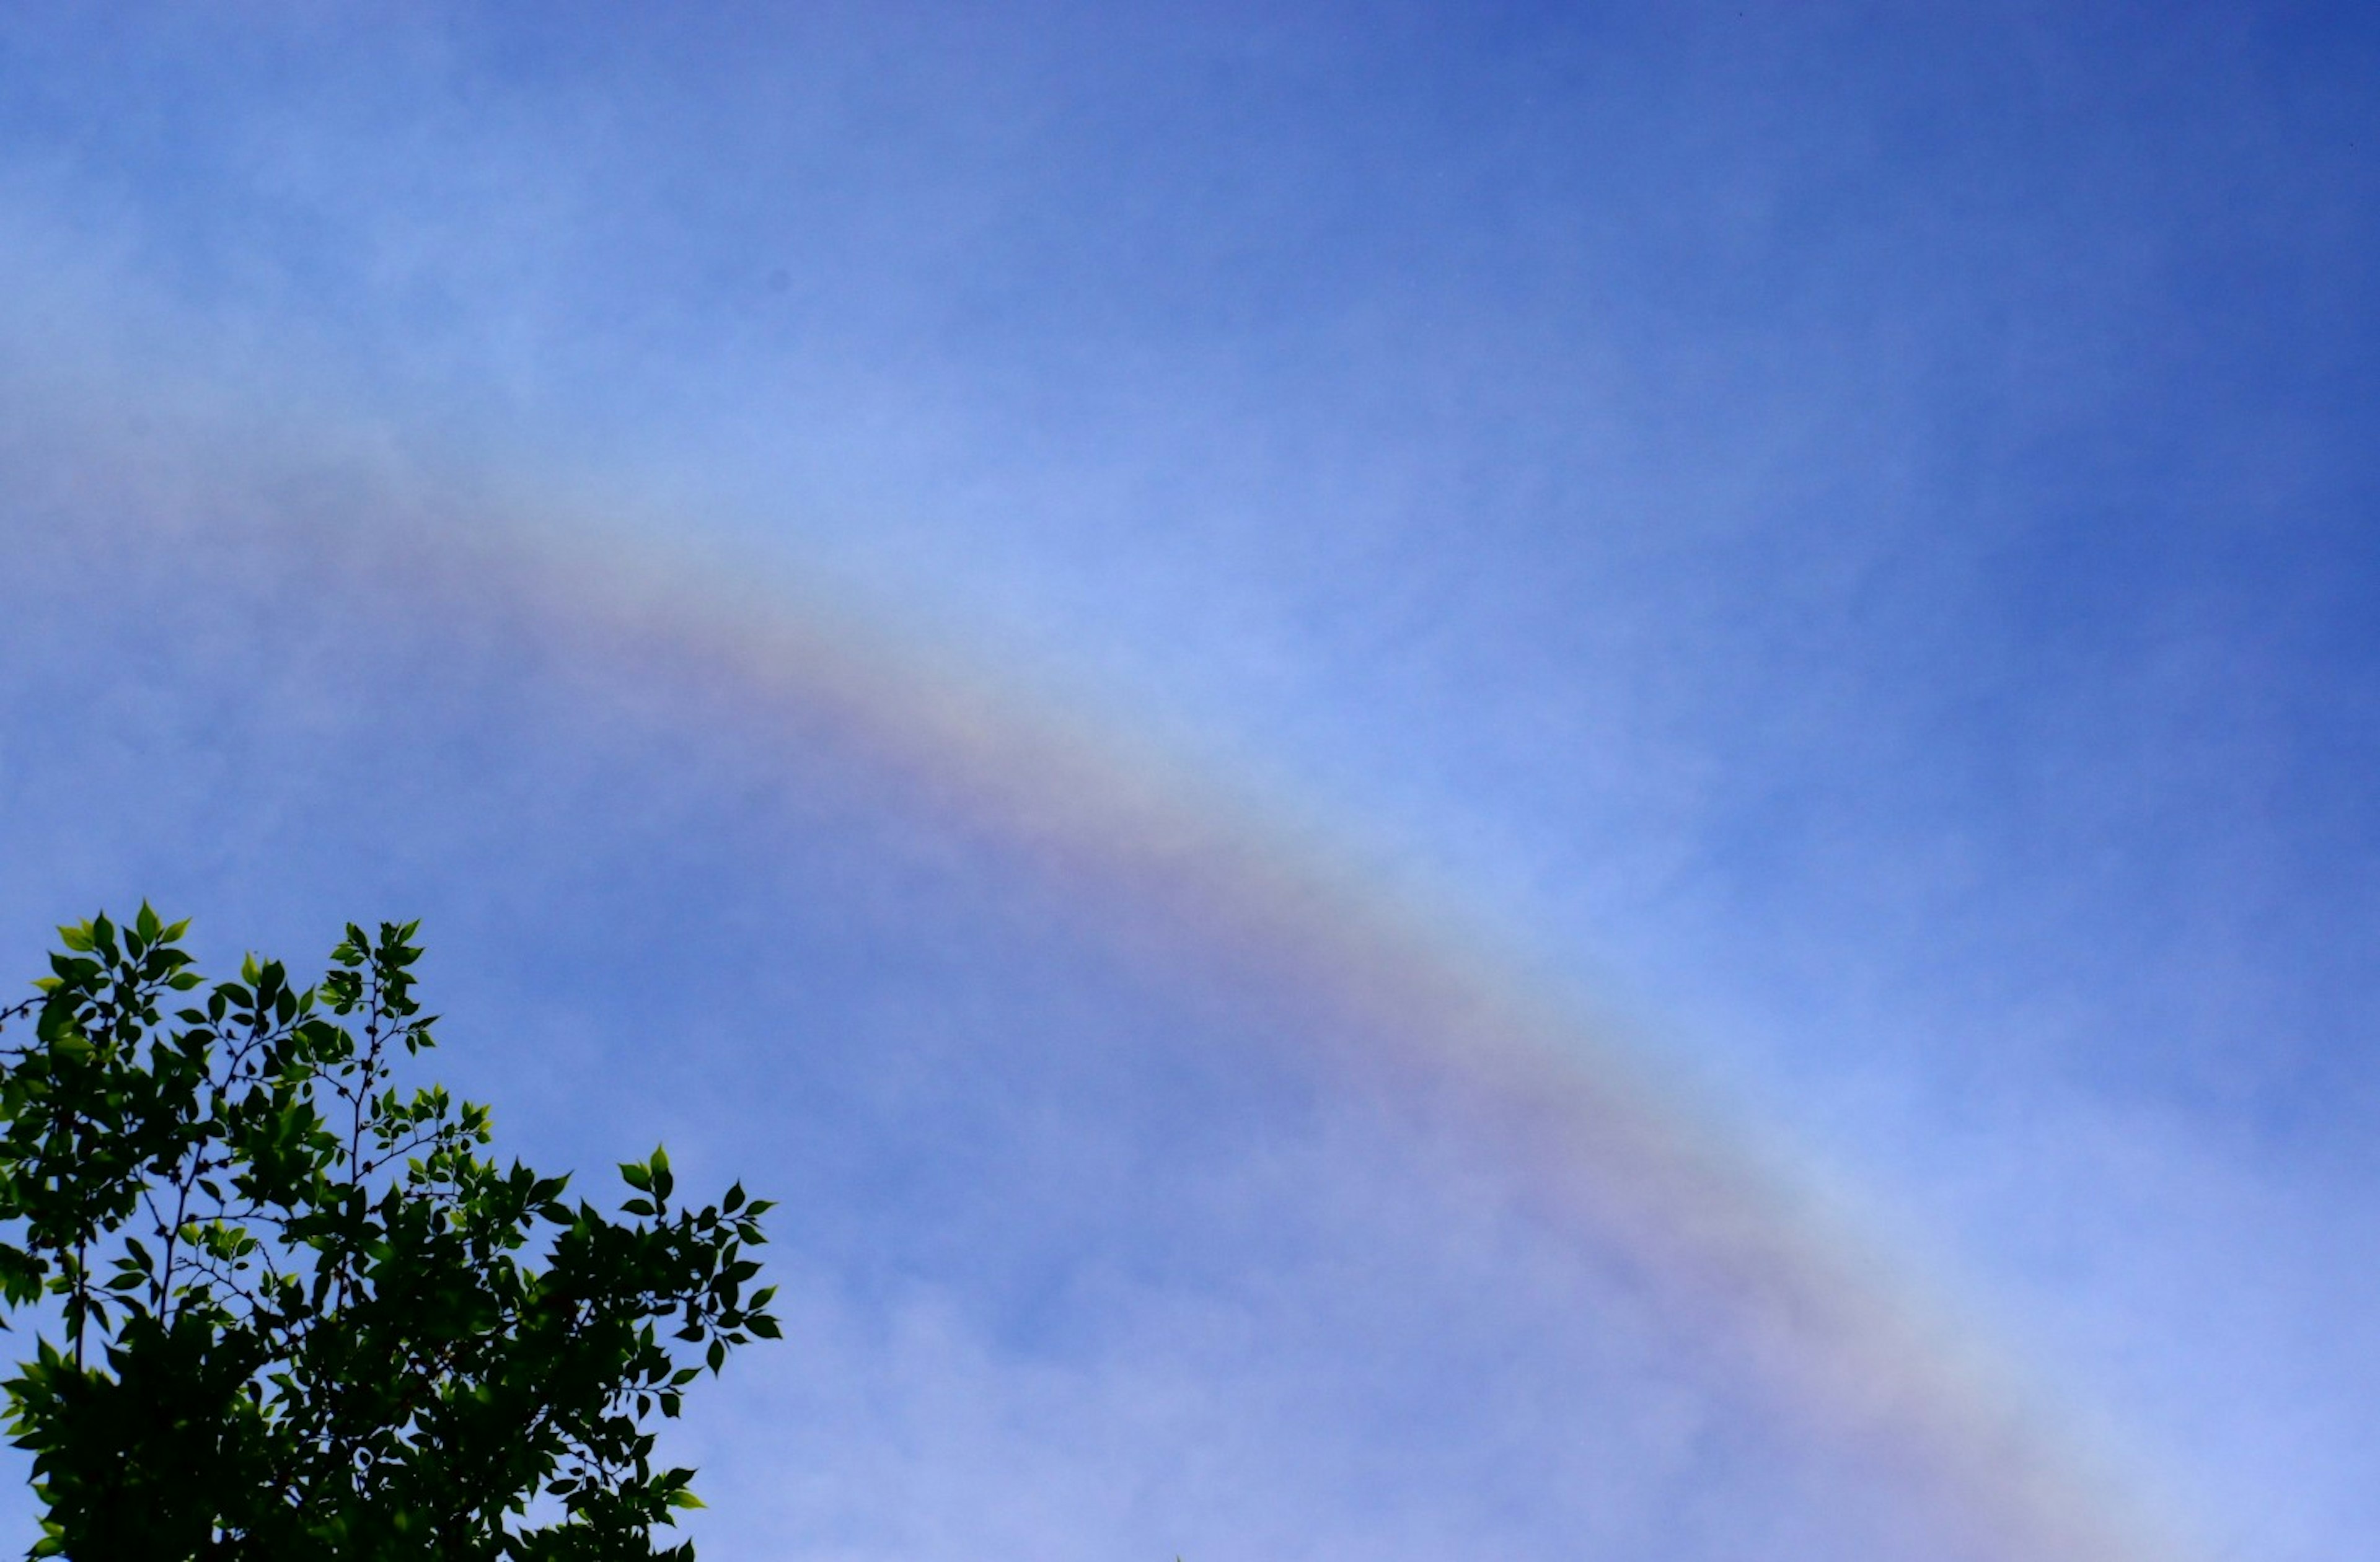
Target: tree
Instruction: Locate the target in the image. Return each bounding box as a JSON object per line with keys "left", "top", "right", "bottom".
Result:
{"left": 0, "top": 908, "right": 778, "bottom": 1560}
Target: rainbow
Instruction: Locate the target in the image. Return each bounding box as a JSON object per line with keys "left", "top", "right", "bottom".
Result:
{"left": 12, "top": 384, "right": 2186, "bottom": 1562}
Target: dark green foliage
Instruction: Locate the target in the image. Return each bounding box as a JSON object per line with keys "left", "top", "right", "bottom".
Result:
{"left": 0, "top": 910, "right": 778, "bottom": 1560}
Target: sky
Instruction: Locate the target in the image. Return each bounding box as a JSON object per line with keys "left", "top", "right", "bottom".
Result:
{"left": 1, "top": 4, "right": 2377, "bottom": 1559}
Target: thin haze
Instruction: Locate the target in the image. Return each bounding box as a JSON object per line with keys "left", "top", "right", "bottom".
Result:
{"left": 2, "top": 6, "right": 2377, "bottom": 1561}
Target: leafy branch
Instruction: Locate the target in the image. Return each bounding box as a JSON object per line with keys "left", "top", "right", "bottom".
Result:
{"left": 0, "top": 909, "right": 777, "bottom": 1560}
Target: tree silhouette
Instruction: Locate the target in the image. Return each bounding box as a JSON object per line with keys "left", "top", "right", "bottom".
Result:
{"left": 0, "top": 909, "right": 776, "bottom": 1559}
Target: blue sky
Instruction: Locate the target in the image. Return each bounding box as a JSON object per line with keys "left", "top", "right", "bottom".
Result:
{"left": 2, "top": 4, "right": 2378, "bottom": 1558}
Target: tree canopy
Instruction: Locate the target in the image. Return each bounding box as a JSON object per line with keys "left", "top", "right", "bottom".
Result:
{"left": 0, "top": 909, "right": 776, "bottom": 1560}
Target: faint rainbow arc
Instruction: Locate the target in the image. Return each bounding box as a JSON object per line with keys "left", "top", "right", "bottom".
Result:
{"left": 32, "top": 410, "right": 2182, "bottom": 1562}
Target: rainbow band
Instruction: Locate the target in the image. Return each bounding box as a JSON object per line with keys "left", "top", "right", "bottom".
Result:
{"left": 11, "top": 398, "right": 2182, "bottom": 1561}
